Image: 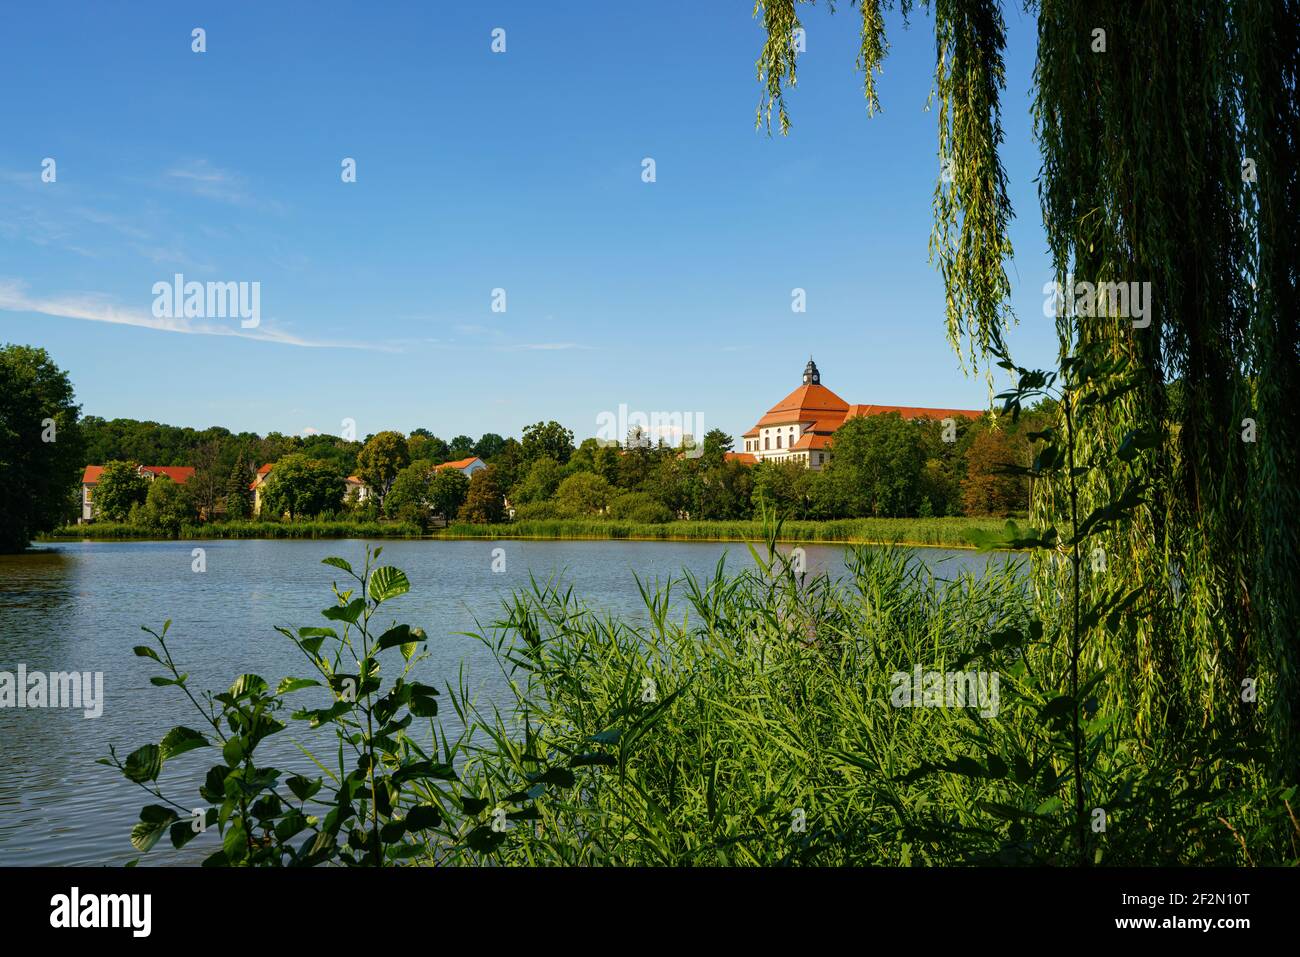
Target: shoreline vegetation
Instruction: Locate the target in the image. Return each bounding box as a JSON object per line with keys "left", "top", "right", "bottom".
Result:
{"left": 38, "top": 516, "right": 1018, "bottom": 549}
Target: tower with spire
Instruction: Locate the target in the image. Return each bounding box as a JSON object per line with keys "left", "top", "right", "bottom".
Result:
{"left": 802, "top": 356, "right": 820, "bottom": 385}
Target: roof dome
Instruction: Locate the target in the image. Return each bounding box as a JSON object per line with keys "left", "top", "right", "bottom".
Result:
{"left": 802, "top": 356, "right": 820, "bottom": 385}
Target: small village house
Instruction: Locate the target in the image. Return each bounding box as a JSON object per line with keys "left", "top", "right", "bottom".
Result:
{"left": 80, "top": 465, "right": 195, "bottom": 523}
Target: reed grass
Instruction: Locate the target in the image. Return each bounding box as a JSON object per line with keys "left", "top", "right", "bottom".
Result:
{"left": 437, "top": 539, "right": 1297, "bottom": 866}
{"left": 438, "top": 517, "right": 1012, "bottom": 548}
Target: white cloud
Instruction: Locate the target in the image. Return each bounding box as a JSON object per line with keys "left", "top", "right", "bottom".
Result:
{"left": 0, "top": 280, "right": 393, "bottom": 351}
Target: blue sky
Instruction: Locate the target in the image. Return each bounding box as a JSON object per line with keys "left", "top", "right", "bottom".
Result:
{"left": 0, "top": 1, "right": 1057, "bottom": 445}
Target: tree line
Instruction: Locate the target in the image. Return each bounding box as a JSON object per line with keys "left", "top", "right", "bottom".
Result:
{"left": 90, "top": 409, "right": 1051, "bottom": 530}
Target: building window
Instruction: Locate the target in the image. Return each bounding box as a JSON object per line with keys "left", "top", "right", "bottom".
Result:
{"left": 764, "top": 437, "right": 769, "bottom": 450}
{"left": 776, "top": 434, "right": 782, "bottom": 449}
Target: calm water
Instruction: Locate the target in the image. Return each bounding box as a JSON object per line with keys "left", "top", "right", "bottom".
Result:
{"left": 0, "top": 538, "right": 1017, "bottom": 866}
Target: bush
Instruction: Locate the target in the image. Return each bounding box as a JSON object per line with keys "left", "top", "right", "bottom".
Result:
{"left": 608, "top": 491, "right": 672, "bottom": 524}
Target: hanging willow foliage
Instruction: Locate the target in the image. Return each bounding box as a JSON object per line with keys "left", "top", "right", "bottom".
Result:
{"left": 753, "top": 0, "right": 1300, "bottom": 780}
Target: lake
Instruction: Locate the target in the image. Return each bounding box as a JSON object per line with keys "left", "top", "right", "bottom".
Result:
{"left": 0, "top": 538, "right": 1021, "bottom": 866}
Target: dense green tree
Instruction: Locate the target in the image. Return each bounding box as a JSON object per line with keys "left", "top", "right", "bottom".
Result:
{"left": 473, "top": 432, "right": 506, "bottom": 461}
{"left": 188, "top": 438, "right": 225, "bottom": 519}
{"left": 457, "top": 467, "right": 505, "bottom": 524}
{"left": 521, "top": 420, "right": 574, "bottom": 465}
{"left": 961, "top": 428, "right": 1024, "bottom": 516}
{"left": 139, "top": 475, "right": 196, "bottom": 533}
{"left": 408, "top": 433, "right": 449, "bottom": 465}
{"left": 608, "top": 491, "right": 674, "bottom": 523}
{"left": 512, "top": 456, "right": 563, "bottom": 504}
{"left": 448, "top": 435, "right": 475, "bottom": 459}
{"left": 428, "top": 468, "right": 470, "bottom": 522}
{"left": 699, "top": 428, "right": 734, "bottom": 467}
{"left": 225, "top": 454, "right": 253, "bottom": 520}
{"left": 822, "top": 413, "right": 924, "bottom": 517}
{"left": 750, "top": 459, "right": 811, "bottom": 518}
{"left": 489, "top": 438, "right": 527, "bottom": 491}
{"left": 0, "top": 344, "right": 85, "bottom": 549}
{"left": 692, "top": 459, "right": 754, "bottom": 520}
{"left": 355, "top": 431, "right": 410, "bottom": 508}
{"left": 554, "top": 472, "right": 613, "bottom": 516}
{"left": 260, "top": 454, "right": 344, "bottom": 520}
{"left": 384, "top": 460, "right": 436, "bottom": 526}
{"left": 94, "top": 460, "right": 150, "bottom": 522}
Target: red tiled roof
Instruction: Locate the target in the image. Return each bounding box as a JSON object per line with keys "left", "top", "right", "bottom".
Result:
{"left": 256, "top": 463, "right": 274, "bottom": 475}
{"left": 790, "top": 433, "right": 832, "bottom": 451}
{"left": 843, "top": 404, "right": 983, "bottom": 422}
{"left": 141, "top": 466, "right": 195, "bottom": 483}
{"left": 725, "top": 452, "right": 758, "bottom": 465}
{"left": 752, "top": 383, "right": 851, "bottom": 430}
{"left": 345, "top": 475, "right": 364, "bottom": 485}
{"left": 436, "top": 457, "right": 483, "bottom": 471}
{"left": 82, "top": 465, "right": 194, "bottom": 485}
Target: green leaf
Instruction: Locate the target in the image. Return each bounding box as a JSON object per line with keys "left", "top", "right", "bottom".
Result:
{"left": 132, "top": 645, "right": 160, "bottom": 662}
{"left": 276, "top": 677, "right": 321, "bottom": 694}
{"left": 223, "top": 821, "right": 249, "bottom": 863}
{"left": 376, "top": 624, "right": 412, "bottom": 651}
{"left": 160, "top": 726, "right": 209, "bottom": 761}
{"left": 286, "top": 774, "right": 323, "bottom": 803}
{"left": 297, "top": 626, "right": 338, "bottom": 639}
{"left": 465, "top": 824, "right": 506, "bottom": 852}
{"left": 227, "top": 674, "right": 267, "bottom": 699}
{"left": 536, "top": 767, "right": 576, "bottom": 788}
{"left": 321, "top": 556, "right": 354, "bottom": 574}
{"left": 1039, "top": 695, "right": 1076, "bottom": 725}
{"left": 405, "top": 804, "right": 442, "bottom": 830}
{"left": 130, "top": 805, "right": 178, "bottom": 853}
{"left": 368, "top": 566, "right": 411, "bottom": 604}
{"left": 1034, "top": 797, "right": 1064, "bottom": 816}
{"left": 322, "top": 598, "right": 365, "bottom": 624}
{"left": 123, "top": 744, "right": 162, "bottom": 783}
{"left": 461, "top": 796, "right": 490, "bottom": 815}
{"left": 169, "top": 810, "right": 214, "bottom": 850}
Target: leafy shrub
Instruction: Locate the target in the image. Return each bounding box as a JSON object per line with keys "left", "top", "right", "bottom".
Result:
{"left": 608, "top": 492, "right": 672, "bottom": 524}
{"left": 103, "top": 548, "right": 576, "bottom": 865}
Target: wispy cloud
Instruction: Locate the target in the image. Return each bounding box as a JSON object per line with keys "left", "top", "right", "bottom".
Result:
{"left": 0, "top": 281, "right": 393, "bottom": 351}
{"left": 162, "top": 159, "right": 260, "bottom": 207}
{"left": 509, "top": 342, "right": 593, "bottom": 351}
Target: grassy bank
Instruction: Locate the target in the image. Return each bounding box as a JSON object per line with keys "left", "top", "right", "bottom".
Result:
{"left": 41, "top": 519, "right": 422, "bottom": 540}
{"left": 438, "top": 516, "right": 1012, "bottom": 548}
{"left": 43, "top": 516, "right": 1012, "bottom": 548}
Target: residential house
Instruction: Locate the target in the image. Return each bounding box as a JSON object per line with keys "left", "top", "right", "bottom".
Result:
{"left": 435, "top": 456, "right": 486, "bottom": 477}
{"left": 250, "top": 462, "right": 368, "bottom": 517}
{"left": 80, "top": 465, "right": 195, "bottom": 523}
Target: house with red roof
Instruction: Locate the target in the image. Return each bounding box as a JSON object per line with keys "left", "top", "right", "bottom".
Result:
{"left": 250, "top": 462, "right": 369, "bottom": 516}
{"left": 737, "top": 358, "right": 984, "bottom": 471}
{"left": 80, "top": 464, "right": 195, "bottom": 522}
{"left": 435, "top": 456, "right": 486, "bottom": 477}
